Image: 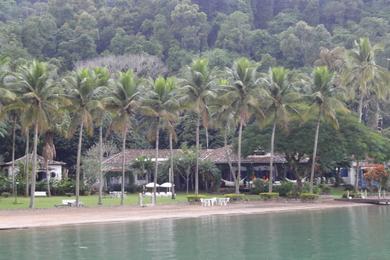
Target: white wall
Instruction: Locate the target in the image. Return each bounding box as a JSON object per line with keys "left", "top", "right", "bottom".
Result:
{"left": 4, "top": 165, "right": 63, "bottom": 181}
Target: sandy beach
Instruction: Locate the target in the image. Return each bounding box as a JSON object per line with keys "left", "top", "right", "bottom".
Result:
{"left": 0, "top": 200, "right": 369, "bottom": 230}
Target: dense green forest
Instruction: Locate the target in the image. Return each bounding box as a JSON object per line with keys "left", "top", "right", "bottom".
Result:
{"left": 0, "top": 0, "right": 390, "bottom": 205}
{"left": 0, "top": 0, "right": 389, "bottom": 71}
{"left": 0, "top": 0, "right": 389, "bottom": 160}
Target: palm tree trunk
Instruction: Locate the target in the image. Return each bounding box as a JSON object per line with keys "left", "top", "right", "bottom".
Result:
{"left": 376, "top": 102, "right": 382, "bottom": 132}
{"left": 24, "top": 128, "right": 30, "bottom": 197}
{"left": 186, "top": 169, "right": 190, "bottom": 194}
{"left": 11, "top": 118, "right": 16, "bottom": 201}
{"left": 46, "top": 159, "right": 51, "bottom": 197}
{"left": 152, "top": 118, "right": 160, "bottom": 206}
{"left": 358, "top": 95, "right": 364, "bottom": 123}
{"left": 236, "top": 119, "right": 243, "bottom": 194}
{"left": 205, "top": 127, "right": 209, "bottom": 149}
{"left": 224, "top": 126, "right": 235, "bottom": 181}
{"left": 269, "top": 117, "right": 277, "bottom": 193}
{"left": 120, "top": 125, "right": 127, "bottom": 206}
{"left": 169, "top": 132, "right": 175, "bottom": 199}
{"left": 75, "top": 121, "right": 84, "bottom": 207}
{"left": 195, "top": 116, "right": 200, "bottom": 195}
{"left": 98, "top": 125, "right": 103, "bottom": 205}
{"left": 29, "top": 123, "right": 39, "bottom": 209}
{"left": 354, "top": 161, "right": 360, "bottom": 193}
{"left": 310, "top": 109, "right": 322, "bottom": 193}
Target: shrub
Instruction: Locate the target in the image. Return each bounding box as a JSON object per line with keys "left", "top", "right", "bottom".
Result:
{"left": 260, "top": 192, "right": 279, "bottom": 200}
{"left": 224, "top": 193, "right": 245, "bottom": 201}
{"left": 343, "top": 184, "right": 354, "bottom": 191}
{"left": 186, "top": 195, "right": 206, "bottom": 203}
{"left": 1, "top": 192, "right": 11, "bottom": 198}
{"left": 300, "top": 193, "right": 319, "bottom": 201}
{"left": 287, "top": 185, "right": 301, "bottom": 199}
{"left": 276, "top": 182, "right": 294, "bottom": 197}
{"left": 52, "top": 178, "right": 74, "bottom": 195}
{"left": 342, "top": 192, "right": 360, "bottom": 199}
{"left": 0, "top": 172, "right": 11, "bottom": 193}
{"left": 302, "top": 183, "right": 320, "bottom": 194}
{"left": 320, "top": 185, "right": 331, "bottom": 194}
{"left": 250, "top": 179, "right": 267, "bottom": 194}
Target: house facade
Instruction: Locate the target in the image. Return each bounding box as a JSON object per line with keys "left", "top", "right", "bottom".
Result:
{"left": 102, "top": 147, "right": 290, "bottom": 191}
{"left": 0, "top": 154, "right": 66, "bottom": 182}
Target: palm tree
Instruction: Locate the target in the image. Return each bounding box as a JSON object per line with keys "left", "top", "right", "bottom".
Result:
{"left": 223, "top": 58, "right": 266, "bottom": 194}
{"left": 212, "top": 79, "right": 236, "bottom": 182}
{"left": 6, "top": 61, "right": 60, "bottom": 208}
{"left": 105, "top": 70, "right": 141, "bottom": 205}
{"left": 0, "top": 56, "right": 15, "bottom": 106}
{"left": 261, "top": 67, "right": 300, "bottom": 193}
{"left": 141, "top": 76, "right": 179, "bottom": 205}
{"left": 180, "top": 58, "right": 215, "bottom": 195}
{"left": 307, "top": 66, "right": 348, "bottom": 193}
{"left": 42, "top": 132, "right": 54, "bottom": 196}
{"left": 63, "top": 69, "right": 103, "bottom": 207}
{"left": 344, "top": 38, "right": 388, "bottom": 124}
{"left": 89, "top": 67, "right": 111, "bottom": 206}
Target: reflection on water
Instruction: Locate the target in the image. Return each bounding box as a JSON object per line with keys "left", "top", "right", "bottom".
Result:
{"left": 1, "top": 206, "right": 390, "bottom": 259}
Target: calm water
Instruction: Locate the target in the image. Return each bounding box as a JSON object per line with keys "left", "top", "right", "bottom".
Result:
{"left": 1, "top": 206, "right": 390, "bottom": 260}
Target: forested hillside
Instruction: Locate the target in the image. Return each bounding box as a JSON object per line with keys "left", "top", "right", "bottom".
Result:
{"left": 0, "top": 0, "right": 389, "bottom": 169}
{"left": 1, "top": 0, "right": 390, "bottom": 203}
{"left": 0, "top": 0, "right": 389, "bottom": 72}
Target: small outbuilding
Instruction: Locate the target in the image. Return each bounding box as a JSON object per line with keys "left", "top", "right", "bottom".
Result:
{"left": 0, "top": 154, "right": 66, "bottom": 182}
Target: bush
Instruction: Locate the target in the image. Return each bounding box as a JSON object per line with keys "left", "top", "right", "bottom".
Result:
{"left": 52, "top": 178, "right": 74, "bottom": 195}
{"left": 186, "top": 195, "right": 206, "bottom": 203}
{"left": 343, "top": 184, "right": 354, "bottom": 191}
{"left": 320, "top": 185, "right": 331, "bottom": 194}
{"left": 250, "top": 179, "right": 268, "bottom": 194}
{"left": 0, "top": 173, "right": 11, "bottom": 193}
{"left": 276, "top": 182, "right": 294, "bottom": 197}
{"left": 302, "top": 183, "right": 320, "bottom": 194}
{"left": 342, "top": 192, "right": 360, "bottom": 199}
{"left": 1, "top": 192, "right": 11, "bottom": 198}
{"left": 224, "top": 193, "right": 245, "bottom": 201}
{"left": 287, "top": 185, "right": 301, "bottom": 199}
{"left": 260, "top": 192, "right": 279, "bottom": 200}
{"left": 300, "top": 193, "right": 319, "bottom": 201}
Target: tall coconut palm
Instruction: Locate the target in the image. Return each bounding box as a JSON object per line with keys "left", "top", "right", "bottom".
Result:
{"left": 211, "top": 79, "right": 236, "bottom": 181}
{"left": 261, "top": 67, "right": 300, "bottom": 193}
{"left": 105, "top": 70, "right": 141, "bottom": 205}
{"left": 6, "top": 61, "right": 60, "bottom": 208}
{"left": 307, "top": 66, "right": 348, "bottom": 193}
{"left": 90, "top": 67, "right": 111, "bottom": 206}
{"left": 180, "top": 58, "right": 215, "bottom": 195}
{"left": 223, "top": 58, "right": 266, "bottom": 194}
{"left": 42, "top": 131, "right": 56, "bottom": 197}
{"left": 23, "top": 127, "right": 30, "bottom": 196}
{"left": 0, "top": 56, "right": 16, "bottom": 107}
{"left": 63, "top": 69, "right": 103, "bottom": 207}
{"left": 344, "top": 38, "right": 388, "bottom": 124}
{"left": 141, "top": 76, "right": 179, "bottom": 205}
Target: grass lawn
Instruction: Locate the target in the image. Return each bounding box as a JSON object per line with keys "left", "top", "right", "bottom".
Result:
{"left": 0, "top": 193, "right": 261, "bottom": 210}
{"left": 329, "top": 186, "right": 347, "bottom": 197}
{"left": 0, "top": 193, "right": 191, "bottom": 210}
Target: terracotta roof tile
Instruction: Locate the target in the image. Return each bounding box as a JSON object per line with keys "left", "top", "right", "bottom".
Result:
{"left": 102, "top": 146, "right": 287, "bottom": 172}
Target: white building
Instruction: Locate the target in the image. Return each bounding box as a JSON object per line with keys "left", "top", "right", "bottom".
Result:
{"left": 0, "top": 154, "right": 66, "bottom": 182}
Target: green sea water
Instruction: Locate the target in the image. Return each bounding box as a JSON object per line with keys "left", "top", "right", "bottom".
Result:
{"left": 1, "top": 206, "right": 389, "bottom": 260}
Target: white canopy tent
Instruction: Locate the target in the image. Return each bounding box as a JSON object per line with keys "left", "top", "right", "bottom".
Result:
{"left": 145, "top": 182, "right": 160, "bottom": 188}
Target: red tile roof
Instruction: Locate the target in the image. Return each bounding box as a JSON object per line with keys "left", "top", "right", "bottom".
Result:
{"left": 1, "top": 154, "right": 66, "bottom": 166}
{"left": 102, "top": 146, "right": 287, "bottom": 172}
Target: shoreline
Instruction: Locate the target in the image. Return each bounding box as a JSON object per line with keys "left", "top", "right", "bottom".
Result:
{"left": 0, "top": 200, "right": 370, "bottom": 230}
